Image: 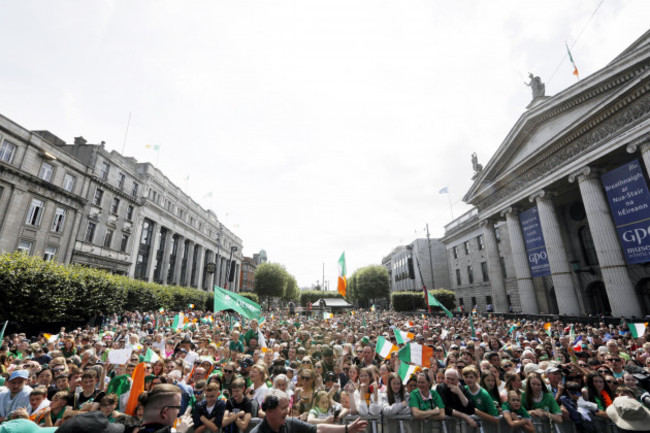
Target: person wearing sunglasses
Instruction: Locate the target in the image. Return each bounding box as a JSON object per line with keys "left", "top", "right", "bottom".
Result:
{"left": 138, "top": 384, "right": 193, "bottom": 433}
{"left": 559, "top": 381, "right": 600, "bottom": 432}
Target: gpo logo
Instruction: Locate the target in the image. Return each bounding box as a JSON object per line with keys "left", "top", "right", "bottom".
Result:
{"left": 529, "top": 251, "right": 547, "bottom": 264}
{"left": 622, "top": 227, "right": 650, "bottom": 245}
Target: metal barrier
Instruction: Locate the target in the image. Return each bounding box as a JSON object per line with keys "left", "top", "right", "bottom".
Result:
{"left": 230, "top": 414, "right": 619, "bottom": 433}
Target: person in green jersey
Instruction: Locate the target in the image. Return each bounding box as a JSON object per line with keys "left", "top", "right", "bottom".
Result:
{"left": 521, "top": 373, "right": 562, "bottom": 423}
{"left": 502, "top": 391, "right": 534, "bottom": 433}
{"left": 409, "top": 372, "right": 445, "bottom": 420}
{"left": 461, "top": 366, "right": 499, "bottom": 424}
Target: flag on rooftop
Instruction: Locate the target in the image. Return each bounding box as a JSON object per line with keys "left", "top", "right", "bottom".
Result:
{"left": 566, "top": 42, "right": 580, "bottom": 79}
{"left": 145, "top": 144, "right": 160, "bottom": 151}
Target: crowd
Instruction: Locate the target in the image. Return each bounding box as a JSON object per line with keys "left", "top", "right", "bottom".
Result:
{"left": 1, "top": 308, "right": 650, "bottom": 433}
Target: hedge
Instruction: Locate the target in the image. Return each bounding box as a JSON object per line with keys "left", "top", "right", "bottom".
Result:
{"left": 0, "top": 252, "right": 213, "bottom": 328}
{"left": 391, "top": 292, "right": 426, "bottom": 312}
{"left": 299, "top": 290, "right": 343, "bottom": 307}
{"left": 238, "top": 292, "right": 259, "bottom": 304}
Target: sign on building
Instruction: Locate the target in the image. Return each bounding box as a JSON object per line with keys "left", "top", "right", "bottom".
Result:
{"left": 602, "top": 159, "right": 650, "bottom": 264}
{"left": 519, "top": 206, "right": 551, "bottom": 277}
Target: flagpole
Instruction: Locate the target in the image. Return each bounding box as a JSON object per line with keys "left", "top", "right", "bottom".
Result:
{"left": 448, "top": 190, "right": 454, "bottom": 220}
{"left": 121, "top": 112, "right": 131, "bottom": 155}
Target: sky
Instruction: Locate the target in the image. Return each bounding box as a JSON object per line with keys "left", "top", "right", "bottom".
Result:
{"left": 1, "top": 1, "right": 649, "bottom": 288}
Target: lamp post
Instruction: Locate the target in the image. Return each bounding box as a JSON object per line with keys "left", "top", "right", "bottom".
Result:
{"left": 225, "top": 245, "right": 238, "bottom": 291}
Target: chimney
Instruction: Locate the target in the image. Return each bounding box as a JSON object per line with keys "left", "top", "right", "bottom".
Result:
{"left": 74, "top": 136, "right": 87, "bottom": 145}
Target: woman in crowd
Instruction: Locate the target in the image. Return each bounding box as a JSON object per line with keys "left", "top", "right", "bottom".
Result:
{"left": 584, "top": 372, "right": 614, "bottom": 418}
{"left": 380, "top": 372, "right": 411, "bottom": 417}
{"left": 522, "top": 373, "right": 563, "bottom": 423}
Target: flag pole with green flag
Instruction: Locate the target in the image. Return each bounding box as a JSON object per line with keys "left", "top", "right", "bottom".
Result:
{"left": 0, "top": 321, "right": 7, "bottom": 343}
{"left": 213, "top": 285, "right": 262, "bottom": 320}
{"left": 469, "top": 316, "right": 475, "bottom": 338}
{"left": 427, "top": 293, "right": 453, "bottom": 318}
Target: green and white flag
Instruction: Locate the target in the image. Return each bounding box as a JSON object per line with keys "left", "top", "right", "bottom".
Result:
{"left": 393, "top": 329, "right": 415, "bottom": 345}
{"left": 213, "top": 285, "right": 262, "bottom": 320}
{"left": 469, "top": 316, "right": 476, "bottom": 338}
{"left": 0, "top": 321, "right": 7, "bottom": 343}
{"left": 629, "top": 322, "right": 648, "bottom": 338}
{"left": 143, "top": 347, "right": 160, "bottom": 363}
{"left": 427, "top": 293, "right": 453, "bottom": 318}
{"left": 171, "top": 313, "right": 185, "bottom": 330}
{"left": 375, "top": 336, "right": 398, "bottom": 359}
{"left": 398, "top": 362, "right": 420, "bottom": 384}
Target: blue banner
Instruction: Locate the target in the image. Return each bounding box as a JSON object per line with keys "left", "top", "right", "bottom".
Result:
{"left": 601, "top": 159, "right": 650, "bottom": 264}
{"left": 519, "top": 206, "right": 551, "bottom": 277}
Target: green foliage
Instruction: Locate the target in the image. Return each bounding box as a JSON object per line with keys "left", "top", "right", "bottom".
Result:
{"left": 430, "top": 289, "right": 456, "bottom": 310}
{"left": 299, "top": 290, "right": 344, "bottom": 307}
{"left": 0, "top": 252, "right": 212, "bottom": 328}
{"left": 253, "top": 263, "right": 287, "bottom": 300}
{"left": 351, "top": 265, "right": 390, "bottom": 305}
{"left": 346, "top": 272, "right": 358, "bottom": 301}
{"left": 237, "top": 292, "right": 259, "bottom": 304}
{"left": 283, "top": 275, "right": 299, "bottom": 301}
{"left": 391, "top": 291, "right": 426, "bottom": 312}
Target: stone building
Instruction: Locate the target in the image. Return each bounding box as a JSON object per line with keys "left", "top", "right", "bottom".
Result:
{"left": 382, "top": 237, "right": 450, "bottom": 293}
{"left": 447, "top": 29, "right": 650, "bottom": 317}
{"left": 0, "top": 114, "right": 243, "bottom": 291}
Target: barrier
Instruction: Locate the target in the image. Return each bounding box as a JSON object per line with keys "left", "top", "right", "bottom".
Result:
{"left": 230, "top": 414, "right": 619, "bottom": 433}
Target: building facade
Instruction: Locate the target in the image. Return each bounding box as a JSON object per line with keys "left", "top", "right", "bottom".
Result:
{"left": 0, "top": 116, "right": 243, "bottom": 291}
{"left": 450, "top": 29, "right": 650, "bottom": 317}
{"left": 382, "top": 237, "right": 450, "bottom": 293}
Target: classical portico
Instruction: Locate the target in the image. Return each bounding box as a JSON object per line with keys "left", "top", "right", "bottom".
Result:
{"left": 459, "top": 29, "right": 650, "bottom": 317}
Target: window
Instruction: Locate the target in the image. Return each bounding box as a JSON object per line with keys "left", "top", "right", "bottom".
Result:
{"left": 104, "top": 229, "right": 114, "bottom": 248}
{"left": 120, "top": 234, "right": 129, "bottom": 252}
{"left": 481, "top": 261, "right": 489, "bottom": 282}
{"left": 62, "top": 173, "right": 75, "bottom": 192}
{"left": 100, "top": 161, "right": 110, "bottom": 180}
{"left": 132, "top": 182, "right": 139, "bottom": 197}
{"left": 111, "top": 197, "right": 120, "bottom": 214}
{"left": 579, "top": 226, "right": 599, "bottom": 266}
{"left": 43, "top": 246, "right": 57, "bottom": 262}
{"left": 477, "top": 235, "right": 485, "bottom": 250}
{"left": 126, "top": 205, "right": 134, "bottom": 221}
{"left": 452, "top": 246, "right": 458, "bottom": 259}
{"left": 17, "top": 240, "right": 33, "bottom": 254}
{"left": 456, "top": 269, "right": 462, "bottom": 286}
{"left": 467, "top": 265, "right": 474, "bottom": 284}
{"left": 38, "top": 162, "right": 54, "bottom": 182}
{"left": 51, "top": 207, "right": 67, "bottom": 232}
{"left": 118, "top": 172, "right": 125, "bottom": 189}
{"left": 85, "top": 222, "right": 96, "bottom": 243}
{"left": 486, "top": 295, "right": 492, "bottom": 305}
{"left": 25, "top": 199, "right": 44, "bottom": 226}
{"left": 463, "top": 241, "right": 470, "bottom": 255}
{"left": 0, "top": 140, "right": 16, "bottom": 163}
{"left": 500, "top": 257, "right": 507, "bottom": 278}
{"left": 92, "top": 188, "right": 104, "bottom": 206}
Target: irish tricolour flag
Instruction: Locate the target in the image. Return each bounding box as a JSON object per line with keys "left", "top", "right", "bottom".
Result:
{"left": 629, "top": 323, "right": 648, "bottom": 338}
{"left": 398, "top": 363, "right": 420, "bottom": 384}
{"left": 393, "top": 329, "right": 415, "bottom": 345}
{"left": 398, "top": 342, "right": 433, "bottom": 368}
{"left": 375, "top": 336, "right": 398, "bottom": 359}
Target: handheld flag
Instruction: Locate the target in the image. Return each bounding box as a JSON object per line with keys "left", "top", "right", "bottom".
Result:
{"left": 258, "top": 329, "right": 268, "bottom": 353}
{"left": 171, "top": 313, "right": 185, "bottom": 330}
{"left": 398, "top": 363, "right": 420, "bottom": 384}
{"left": 573, "top": 336, "right": 583, "bottom": 352}
{"left": 393, "top": 329, "right": 415, "bottom": 345}
{"left": 543, "top": 322, "right": 552, "bottom": 336}
{"left": 337, "top": 252, "right": 347, "bottom": 297}
{"left": 188, "top": 304, "right": 194, "bottom": 309}
{"left": 469, "top": 316, "right": 476, "bottom": 338}
{"left": 398, "top": 342, "right": 433, "bottom": 368}
{"left": 629, "top": 322, "right": 648, "bottom": 339}
{"left": 142, "top": 347, "right": 160, "bottom": 363}
{"left": 125, "top": 363, "right": 146, "bottom": 416}
{"left": 375, "top": 336, "right": 398, "bottom": 359}
{"left": 0, "top": 321, "right": 7, "bottom": 343}
{"left": 213, "top": 285, "right": 262, "bottom": 320}
{"left": 427, "top": 293, "right": 453, "bottom": 318}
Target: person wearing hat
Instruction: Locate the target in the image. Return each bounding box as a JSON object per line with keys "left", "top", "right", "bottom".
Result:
{"left": 606, "top": 396, "right": 650, "bottom": 432}
{"left": 0, "top": 408, "right": 57, "bottom": 433}
{"left": 0, "top": 370, "right": 32, "bottom": 423}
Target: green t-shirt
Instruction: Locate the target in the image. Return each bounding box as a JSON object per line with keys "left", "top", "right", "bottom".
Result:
{"left": 466, "top": 386, "right": 498, "bottom": 416}
{"left": 521, "top": 392, "right": 561, "bottom": 414}
{"left": 229, "top": 340, "right": 244, "bottom": 353}
{"left": 409, "top": 388, "right": 445, "bottom": 411}
{"left": 501, "top": 402, "right": 530, "bottom": 418}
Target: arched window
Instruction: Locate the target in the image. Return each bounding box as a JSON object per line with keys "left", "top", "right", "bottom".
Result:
{"left": 579, "top": 225, "right": 599, "bottom": 266}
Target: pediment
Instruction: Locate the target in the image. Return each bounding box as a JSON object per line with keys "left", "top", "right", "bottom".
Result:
{"left": 464, "top": 29, "right": 650, "bottom": 209}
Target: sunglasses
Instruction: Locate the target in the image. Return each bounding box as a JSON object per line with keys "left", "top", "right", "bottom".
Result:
{"left": 568, "top": 389, "right": 581, "bottom": 395}
{"left": 302, "top": 376, "right": 312, "bottom": 380}
{"left": 606, "top": 380, "right": 615, "bottom": 384}
{"left": 503, "top": 364, "right": 513, "bottom": 368}
{"left": 224, "top": 370, "right": 234, "bottom": 373}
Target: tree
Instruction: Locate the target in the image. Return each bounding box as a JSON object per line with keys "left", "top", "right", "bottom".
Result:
{"left": 253, "top": 263, "right": 288, "bottom": 307}
{"left": 353, "top": 265, "right": 390, "bottom": 306}
{"left": 283, "top": 275, "right": 299, "bottom": 302}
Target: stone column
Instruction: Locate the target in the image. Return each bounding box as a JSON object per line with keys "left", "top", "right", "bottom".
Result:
{"left": 501, "top": 207, "right": 540, "bottom": 314}
{"left": 160, "top": 229, "right": 173, "bottom": 285}
{"left": 194, "top": 246, "right": 205, "bottom": 289}
{"left": 626, "top": 140, "right": 650, "bottom": 175}
{"left": 171, "top": 235, "right": 185, "bottom": 285}
{"left": 146, "top": 223, "right": 161, "bottom": 282}
{"left": 530, "top": 190, "right": 581, "bottom": 315}
{"left": 184, "top": 241, "right": 195, "bottom": 287}
{"left": 204, "top": 250, "right": 214, "bottom": 290}
{"left": 569, "top": 167, "right": 642, "bottom": 317}
{"left": 479, "top": 219, "right": 508, "bottom": 312}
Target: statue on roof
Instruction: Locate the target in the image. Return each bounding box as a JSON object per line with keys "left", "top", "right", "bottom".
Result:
{"left": 525, "top": 72, "right": 545, "bottom": 99}
{"left": 471, "top": 152, "right": 483, "bottom": 180}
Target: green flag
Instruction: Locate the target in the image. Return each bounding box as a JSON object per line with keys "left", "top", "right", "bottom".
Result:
{"left": 469, "top": 316, "right": 475, "bottom": 338}
{"left": 0, "top": 321, "right": 7, "bottom": 343}
{"left": 143, "top": 347, "right": 160, "bottom": 363}
{"left": 213, "top": 285, "right": 262, "bottom": 320}
{"left": 427, "top": 293, "right": 453, "bottom": 318}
